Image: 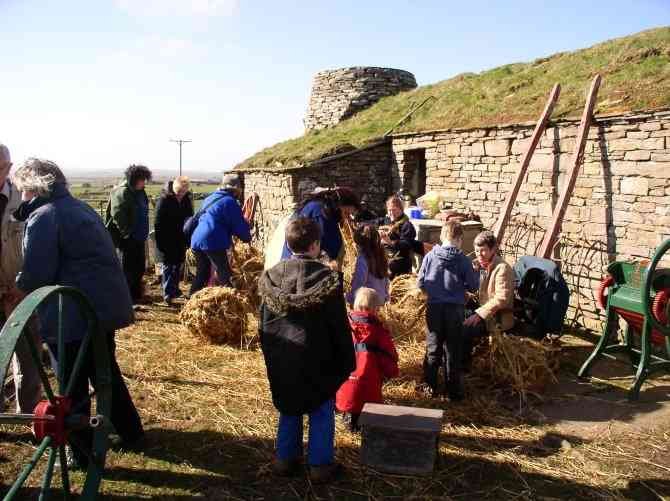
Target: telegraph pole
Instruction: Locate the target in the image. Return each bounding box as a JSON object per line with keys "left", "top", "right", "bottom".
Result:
{"left": 169, "top": 139, "right": 192, "bottom": 176}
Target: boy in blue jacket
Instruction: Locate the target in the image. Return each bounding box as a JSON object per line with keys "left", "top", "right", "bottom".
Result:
{"left": 417, "top": 221, "right": 479, "bottom": 400}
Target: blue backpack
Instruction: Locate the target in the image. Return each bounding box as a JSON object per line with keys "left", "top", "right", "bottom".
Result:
{"left": 182, "top": 194, "right": 226, "bottom": 241}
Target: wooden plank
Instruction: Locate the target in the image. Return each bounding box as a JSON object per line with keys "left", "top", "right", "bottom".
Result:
{"left": 492, "top": 83, "right": 561, "bottom": 244}
{"left": 538, "top": 75, "right": 602, "bottom": 259}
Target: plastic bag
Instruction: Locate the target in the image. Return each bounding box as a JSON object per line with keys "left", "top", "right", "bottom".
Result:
{"left": 416, "top": 191, "right": 445, "bottom": 218}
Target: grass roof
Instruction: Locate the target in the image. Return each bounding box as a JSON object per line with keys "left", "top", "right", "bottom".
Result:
{"left": 236, "top": 27, "right": 670, "bottom": 172}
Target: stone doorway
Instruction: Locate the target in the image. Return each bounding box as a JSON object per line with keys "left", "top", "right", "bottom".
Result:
{"left": 402, "top": 148, "right": 426, "bottom": 203}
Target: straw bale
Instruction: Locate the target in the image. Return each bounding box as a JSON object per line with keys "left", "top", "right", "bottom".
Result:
{"left": 180, "top": 287, "right": 252, "bottom": 346}
{"left": 476, "top": 332, "right": 561, "bottom": 402}
{"left": 381, "top": 274, "right": 427, "bottom": 340}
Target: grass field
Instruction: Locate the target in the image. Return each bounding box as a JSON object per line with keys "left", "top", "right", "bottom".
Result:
{"left": 1, "top": 281, "right": 670, "bottom": 499}
{"left": 237, "top": 27, "right": 670, "bottom": 171}
{"left": 70, "top": 182, "right": 221, "bottom": 221}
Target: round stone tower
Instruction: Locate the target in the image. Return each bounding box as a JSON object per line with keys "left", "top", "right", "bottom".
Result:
{"left": 304, "top": 66, "right": 417, "bottom": 131}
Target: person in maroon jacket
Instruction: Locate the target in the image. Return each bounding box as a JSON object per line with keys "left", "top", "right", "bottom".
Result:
{"left": 336, "top": 287, "right": 399, "bottom": 431}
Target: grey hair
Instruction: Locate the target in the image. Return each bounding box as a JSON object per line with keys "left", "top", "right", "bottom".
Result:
{"left": 0, "top": 144, "right": 10, "bottom": 163}
{"left": 13, "top": 158, "right": 67, "bottom": 196}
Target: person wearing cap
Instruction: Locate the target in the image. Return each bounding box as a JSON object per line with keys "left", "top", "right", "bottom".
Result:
{"left": 105, "top": 164, "right": 153, "bottom": 304}
{"left": 0, "top": 143, "right": 42, "bottom": 414}
{"left": 189, "top": 172, "right": 251, "bottom": 295}
{"left": 280, "top": 187, "right": 360, "bottom": 270}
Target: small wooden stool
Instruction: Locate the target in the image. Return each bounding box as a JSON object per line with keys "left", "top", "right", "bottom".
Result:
{"left": 359, "top": 403, "right": 444, "bottom": 475}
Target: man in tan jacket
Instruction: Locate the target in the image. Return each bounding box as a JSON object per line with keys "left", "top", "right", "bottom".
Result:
{"left": 0, "top": 143, "right": 42, "bottom": 413}
{"left": 463, "top": 230, "right": 515, "bottom": 369}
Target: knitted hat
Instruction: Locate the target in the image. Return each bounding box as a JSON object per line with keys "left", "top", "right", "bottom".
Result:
{"left": 221, "top": 172, "right": 242, "bottom": 190}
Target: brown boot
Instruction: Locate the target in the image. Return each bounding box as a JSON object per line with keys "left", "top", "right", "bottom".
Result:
{"left": 309, "top": 463, "right": 342, "bottom": 484}
{"left": 272, "top": 457, "right": 302, "bottom": 477}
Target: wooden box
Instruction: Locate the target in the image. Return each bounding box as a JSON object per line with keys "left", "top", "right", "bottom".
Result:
{"left": 359, "top": 403, "right": 444, "bottom": 475}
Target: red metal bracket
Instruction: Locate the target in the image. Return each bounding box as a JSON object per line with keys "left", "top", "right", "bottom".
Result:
{"left": 33, "top": 396, "right": 72, "bottom": 447}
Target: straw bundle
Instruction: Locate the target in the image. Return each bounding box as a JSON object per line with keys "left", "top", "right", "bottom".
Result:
{"left": 184, "top": 248, "right": 197, "bottom": 280}
{"left": 382, "top": 274, "right": 427, "bottom": 340}
{"left": 339, "top": 219, "right": 357, "bottom": 294}
{"left": 179, "top": 287, "right": 251, "bottom": 346}
{"left": 229, "top": 240, "right": 264, "bottom": 307}
{"left": 477, "top": 332, "right": 561, "bottom": 402}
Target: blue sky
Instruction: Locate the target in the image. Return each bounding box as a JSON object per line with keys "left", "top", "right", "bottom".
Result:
{"left": 1, "top": 0, "right": 668, "bottom": 176}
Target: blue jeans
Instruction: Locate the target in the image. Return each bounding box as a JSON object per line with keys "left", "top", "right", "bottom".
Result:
{"left": 161, "top": 263, "right": 183, "bottom": 300}
{"left": 277, "top": 399, "right": 335, "bottom": 466}
{"left": 190, "top": 250, "right": 232, "bottom": 295}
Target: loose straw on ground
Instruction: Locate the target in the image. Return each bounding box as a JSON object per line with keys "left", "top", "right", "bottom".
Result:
{"left": 475, "top": 331, "right": 562, "bottom": 404}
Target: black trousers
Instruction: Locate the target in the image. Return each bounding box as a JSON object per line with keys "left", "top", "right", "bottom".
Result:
{"left": 119, "top": 238, "right": 147, "bottom": 303}
{"left": 119, "top": 239, "right": 146, "bottom": 302}
{"left": 53, "top": 331, "right": 144, "bottom": 463}
{"left": 190, "top": 250, "right": 232, "bottom": 295}
{"left": 423, "top": 303, "right": 465, "bottom": 391}
{"left": 462, "top": 321, "right": 488, "bottom": 370}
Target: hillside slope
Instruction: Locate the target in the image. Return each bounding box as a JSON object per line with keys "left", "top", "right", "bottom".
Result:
{"left": 237, "top": 27, "right": 670, "bottom": 171}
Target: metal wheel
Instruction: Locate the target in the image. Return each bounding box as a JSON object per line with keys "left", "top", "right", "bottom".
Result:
{"left": 0, "top": 286, "right": 112, "bottom": 500}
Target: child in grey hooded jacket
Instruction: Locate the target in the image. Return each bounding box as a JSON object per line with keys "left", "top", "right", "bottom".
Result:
{"left": 417, "top": 221, "right": 479, "bottom": 400}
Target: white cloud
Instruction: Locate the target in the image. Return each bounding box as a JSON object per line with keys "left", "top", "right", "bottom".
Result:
{"left": 115, "top": 0, "right": 238, "bottom": 18}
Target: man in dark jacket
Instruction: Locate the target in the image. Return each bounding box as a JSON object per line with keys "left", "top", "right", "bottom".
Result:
{"left": 259, "top": 217, "right": 355, "bottom": 483}
{"left": 377, "top": 195, "right": 417, "bottom": 279}
{"left": 417, "top": 221, "right": 479, "bottom": 400}
{"left": 105, "top": 164, "right": 152, "bottom": 304}
{"left": 12, "top": 158, "right": 144, "bottom": 465}
{"left": 155, "top": 176, "right": 193, "bottom": 304}
{"left": 190, "top": 172, "right": 251, "bottom": 295}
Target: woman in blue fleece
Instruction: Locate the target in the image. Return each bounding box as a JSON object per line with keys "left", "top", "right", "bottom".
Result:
{"left": 280, "top": 187, "right": 360, "bottom": 269}
{"left": 190, "top": 173, "right": 251, "bottom": 295}
{"left": 417, "top": 221, "right": 479, "bottom": 400}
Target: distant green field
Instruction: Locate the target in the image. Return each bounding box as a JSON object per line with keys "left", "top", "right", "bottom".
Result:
{"left": 71, "top": 182, "right": 220, "bottom": 224}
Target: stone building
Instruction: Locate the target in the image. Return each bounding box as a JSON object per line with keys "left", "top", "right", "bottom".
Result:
{"left": 304, "top": 67, "right": 417, "bottom": 130}
{"left": 390, "top": 110, "right": 670, "bottom": 330}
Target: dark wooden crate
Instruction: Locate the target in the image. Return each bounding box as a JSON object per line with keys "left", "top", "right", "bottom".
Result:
{"left": 359, "top": 403, "right": 444, "bottom": 475}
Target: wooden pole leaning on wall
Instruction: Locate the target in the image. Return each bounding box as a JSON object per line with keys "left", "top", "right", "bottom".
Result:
{"left": 492, "top": 83, "right": 561, "bottom": 244}
{"left": 538, "top": 74, "right": 602, "bottom": 259}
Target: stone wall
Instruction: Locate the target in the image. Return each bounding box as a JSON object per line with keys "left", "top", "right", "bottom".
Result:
{"left": 304, "top": 67, "right": 417, "bottom": 130}
{"left": 242, "top": 171, "right": 294, "bottom": 245}
{"left": 391, "top": 110, "right": 670, "bottom": 330}
{"left": 241, "top": 141, "right": 393, "bottom": 245}
{"left": 290, "top": 141, "right": 392, "bottom": 211}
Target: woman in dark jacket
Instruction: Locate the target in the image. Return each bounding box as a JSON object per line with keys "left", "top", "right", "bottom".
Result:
{"left": 12, "top": 158, "right": 144, "bottom": 465}
{"left": 154, "top": 176, "right": 194, "bottom": 304}
{"left": 376, "top": 195, "right": 417, "bottom": 279}
{"left": 280, "top": 187, "right": 360, "bottom": 269}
